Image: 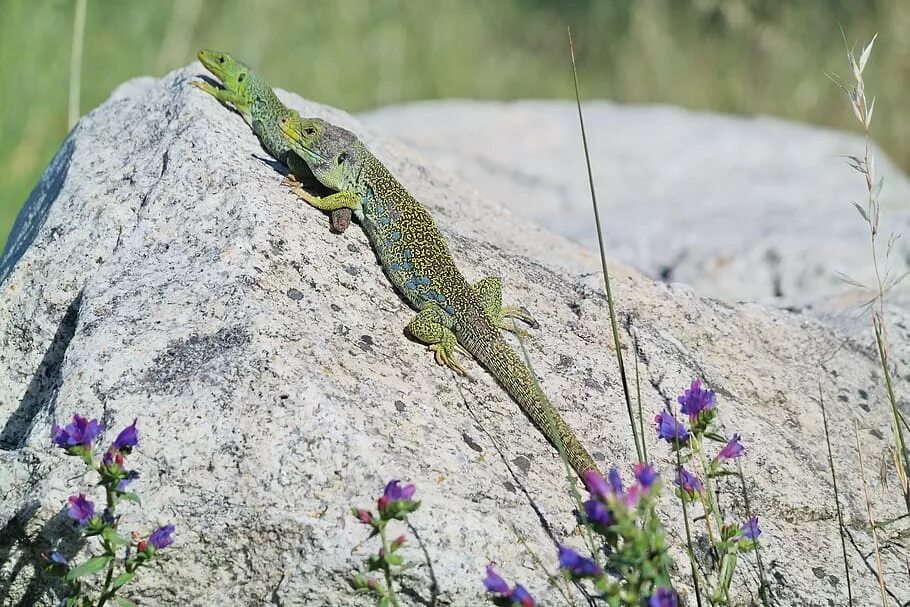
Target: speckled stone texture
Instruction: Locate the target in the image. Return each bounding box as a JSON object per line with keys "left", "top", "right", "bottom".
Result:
{"left": 1, "top": 65, "right": 906, "bottom": 606}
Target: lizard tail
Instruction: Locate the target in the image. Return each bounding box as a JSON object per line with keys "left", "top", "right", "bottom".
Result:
{"left": 464, "top": 333, "right": 599, "bottom": 480}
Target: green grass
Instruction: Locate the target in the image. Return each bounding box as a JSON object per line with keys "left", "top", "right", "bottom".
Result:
{"left": 1, "top": 0, "right": 908, "bottom": 248}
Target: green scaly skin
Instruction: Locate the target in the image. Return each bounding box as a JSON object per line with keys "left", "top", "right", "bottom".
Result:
{"left": 193, "top": 49, "right": 351, "bottom": 233}
{"left": 278, "top": 115, "right": 600, "bottom": 479}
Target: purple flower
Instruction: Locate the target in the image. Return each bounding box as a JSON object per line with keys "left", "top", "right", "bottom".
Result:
{"left": 739, "top": 516, "right": 761, "bottom": 540}
{"left": 52, "top": 414, "right": 103, "bottom": 448}
{"left": 510, "top": 584, "right": 536, "bottom": 607}
{"left": 583, "top": 469, "right": 609, "bottom": 500}
{"left": 148, "top": 524, "right": 175, "bottom": 549}
{"left": 633, "top": 463, "right": 658, "bottom": 491}
{"left": 482, "top": 565, "right": 536, "bottom": 607}
{"left": 584, "top": 468, "right": 626, "bottom": 502}
{"left": 674, "top": 467, "right": 703, "bottom": 494}
{"left": 377, "top": 480, "right": 416, "bottom": 511}
{"left": 654, "top": 409, "right": 689, "bottom": 444}
{"left": 46, "top": 551, "right": 68, "bottom": 566}
{"left": 677, "top": 379, "right": 716, "bottom": 421}
{"left": 483, "top": 563, "right": 510, "bottom": 595}
{"left": 649, "top": 587, "right": 678, "bottom": 607}
{"left": 113, "top": 419, "right": 139, "bottom": 451}
{"left": 583, "top": 499, "right": 612, "bottom": 527}
{"left": 607, "top": 468, "right": 624, "bottom": 494}
{"left": 67, "top": 494, "right": 95, "bottom": 525}
{"left": 557, "top": 545, "right": 602, "bottom": 579}
{"left": 715, "top": 434, "right": 745, "bottom": 463}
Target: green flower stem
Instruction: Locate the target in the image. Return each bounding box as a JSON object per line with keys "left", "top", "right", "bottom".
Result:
{"left": 94, "top": 474, "right": 117, "bottom": 607}
{"left": 712, "top": 550, "right": 737, "bottom": 604}
{"left": 693, "top": 440, "right": 724, "bottom": 539}
{"left": 378, "top": 522, "right": 401, "bottom": 607}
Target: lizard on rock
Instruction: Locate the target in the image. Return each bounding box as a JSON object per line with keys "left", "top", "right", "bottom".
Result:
{"left": 277, "top": 114, "right": 600, "bottom": 479}
{"left": 193, "top": 49, "right": 352, "bottom": 233}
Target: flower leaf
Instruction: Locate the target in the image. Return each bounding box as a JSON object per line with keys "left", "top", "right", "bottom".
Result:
{"left": 115, "top": 597, "right": 138, "bottom": 607}
{"left": 118, "top": 492, "right": 141, "bottom": 505}
{"left": 102, "top": 527, "right": 130, "bottom": 546}
{"left": 111, "top": 571, "right": 135, "bottom": 590}
{"left": 65, "top": 555, "right": 112, "bottom": 581}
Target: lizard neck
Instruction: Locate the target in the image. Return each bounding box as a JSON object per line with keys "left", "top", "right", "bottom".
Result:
{"left": 248, "top": 85, "right": 292, "bottom": 159}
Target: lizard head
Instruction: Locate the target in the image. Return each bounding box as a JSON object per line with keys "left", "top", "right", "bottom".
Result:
{"left": 196, "top": 49, "right": 255, "bottom": 108}
{"left": 279, "top": 115, "right": 360, "bottom": 191}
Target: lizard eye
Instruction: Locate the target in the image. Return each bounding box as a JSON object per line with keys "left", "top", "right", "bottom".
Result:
{"left": 237, "top": 73, "right": 245, "bottom": 82}
{"left": 217, "top": 56, "right": 225, "bottom": 64}
{"left": 304, "top": 127, "right": 316, "bottom": 136}
{"left": 337, "top": 152, "right": 349, "bottom": 164}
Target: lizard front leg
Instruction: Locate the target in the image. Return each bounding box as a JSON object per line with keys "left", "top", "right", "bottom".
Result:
{"left": 285, "top": 185, "right": 361, "bottom": 213}
{"left": 406, "top": 303, "right": 471, "bottom": 376}
{"left": 191, "top": 80, "right": 248, "bottom": 114}
{"left": 283, "top": 156, "right": 353, "bottom": 233}
{"left": 472, "top": 276, "right": 539, "bottom": 336}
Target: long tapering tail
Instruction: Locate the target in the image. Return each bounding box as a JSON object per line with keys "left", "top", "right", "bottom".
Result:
{"left": 463, "top": 330, "right": 599, "bottom": 480}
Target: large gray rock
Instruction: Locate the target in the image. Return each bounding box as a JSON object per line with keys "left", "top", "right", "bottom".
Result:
{"left": 1, "top": 66, "right": 906, "bottom": 606}
{"left": 362, "top": 100, "right": 910, "bottom": 310}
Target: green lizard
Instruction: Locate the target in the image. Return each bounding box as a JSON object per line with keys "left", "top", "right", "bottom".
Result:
{"left": 277, "top": 115, "right": 600, "bottom": 479}
{"left": 192, "top": 49, "right": 352, "bottom": 233}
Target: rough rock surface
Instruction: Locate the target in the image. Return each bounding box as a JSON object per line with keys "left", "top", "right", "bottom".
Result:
{"left": 1, "top": 66, "right": 907, "bottom": 606}
{"left": 362, "top": 100, "right": 910, "bottom": 310}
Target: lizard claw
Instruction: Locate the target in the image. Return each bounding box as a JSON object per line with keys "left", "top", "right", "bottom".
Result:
{"left": 282, "top": 175, "right": 311, "bottom": 202}
{"left": 428, "top": 343, "right": 468, "bottom": 376}
{"left": 454, "top": 342, "right": 472, "bottom": 358}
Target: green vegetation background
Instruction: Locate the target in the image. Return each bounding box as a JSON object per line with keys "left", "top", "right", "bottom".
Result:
{"left": 1, "top": 0, "right": 907, "bottom": 249}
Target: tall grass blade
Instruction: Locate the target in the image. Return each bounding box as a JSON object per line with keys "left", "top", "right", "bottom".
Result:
{"left": 68, "top": 0, "right": 88, "bottom": 129}
{"left": 567, "top": 26, "right": 642, "bottom": 463}
{"left": 854, "top": 419, "right": 889, "bottom": 606}
{"left": 818, "top": 383, "right": 854, "bottom": 605}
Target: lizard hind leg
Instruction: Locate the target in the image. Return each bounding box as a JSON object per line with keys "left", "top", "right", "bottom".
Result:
{"left": 406, "top": 303, "right": 470, "bottom": 376}
{"left": 472, "top": 276, "right": 539, "bottom": 336}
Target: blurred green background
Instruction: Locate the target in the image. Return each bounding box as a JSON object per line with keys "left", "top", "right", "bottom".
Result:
{"left": 1, "top": 0, "right": 908, "bottom": 248}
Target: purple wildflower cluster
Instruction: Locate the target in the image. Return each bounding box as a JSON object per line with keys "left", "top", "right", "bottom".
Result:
{"left": 350, "top": 479, "right": 421, "bottom": 605}
{"left": 572, "top": 465, "right": 677, "bottom": 603}
{"left": 47, "top": 414, "right": 175, "bottom": 604}
{"left": 655, "top": 381, "right": 749, "bottom": 482}
{"left": 582, "top": 463, "right": 658, "bottom": 530}
{"left": 483, "top": 564, "right": 536, "bottom": 607}
{"left": 656, "top": 381, "right": 764, "bottom": 599}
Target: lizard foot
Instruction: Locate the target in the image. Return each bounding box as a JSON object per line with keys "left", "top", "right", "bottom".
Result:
{"left": 428, "top": 343, "right": 468, "bottom": 376}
